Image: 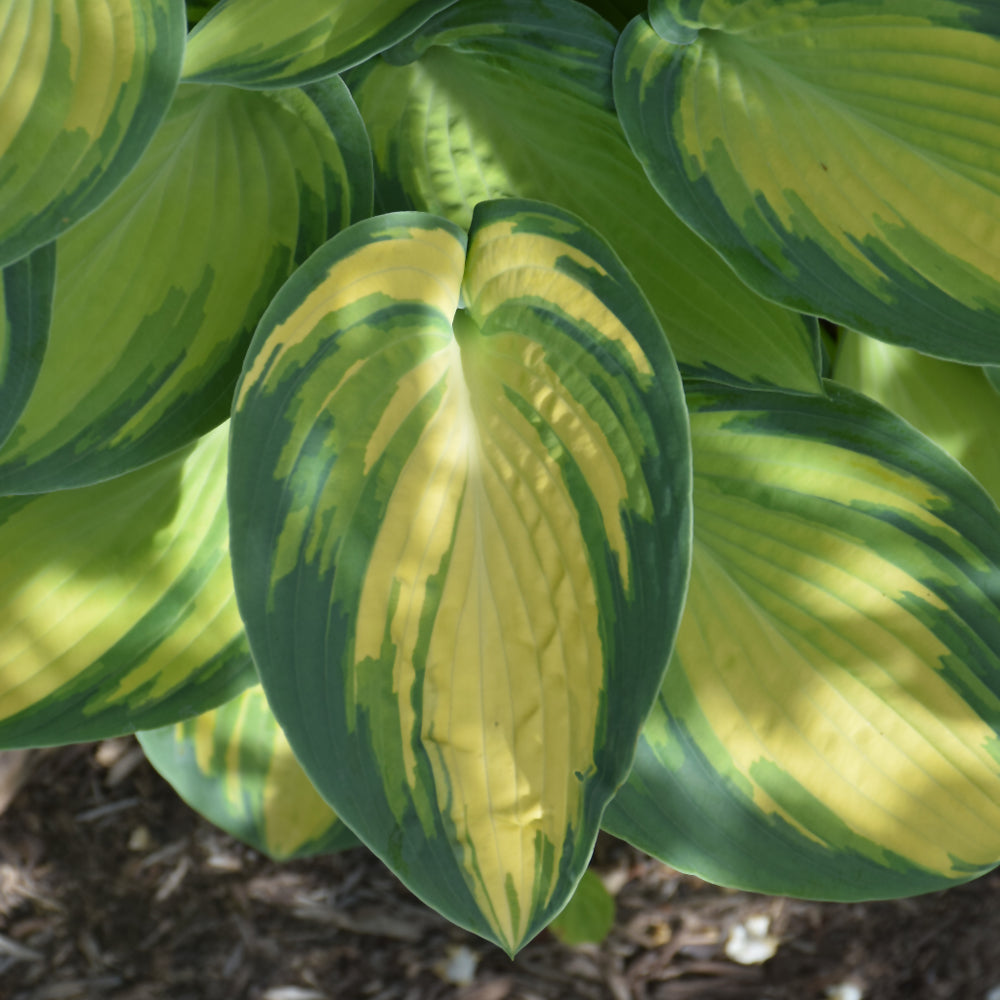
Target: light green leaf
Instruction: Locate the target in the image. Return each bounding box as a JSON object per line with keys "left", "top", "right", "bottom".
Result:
{"left": 0, "top": 422, "right": 254, "bottom": 749}
{"left": 0, "top": 77, "right": 372, "bottom": 494}
{"left": 139, "top": 684, "right": 356, "bottom": 860}
{"left": 604, "top": 381, "right": 1000, "bottom": 898}
{"left": 228, "top": 199, "right": 692, "bottom": 952}
{"left": 0, "top": 0, "right": 185, "bottom": 266}
{"left": 349, "top": 0, "right": 822, "bottom": 393}
{"left": 182, "top": 0, "right": 459, "bottom": 88}
{"left": 834, "top": 333, "right": 1000, "bottom": 501}
{"left": 0, "top": 243, "right": 54, "bottom": 450}
{"left": 547, "top": 869, "right": 615, "bottom": 945}
{"left": 614, "top": 3, "right": 1000, "bottom": 362}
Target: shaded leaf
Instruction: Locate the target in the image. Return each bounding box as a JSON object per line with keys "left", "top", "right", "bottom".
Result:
{"left": 140, "top": 684, "right": 356, "bottom": 860}
{"left": 547, "top": 869, "right": 615, "bottom": 945}
{"left": 349, "top": 0, "right": 822, "bottom": 392}
{"left": 0, "top": 243, "right": 54, "bottom": 450}
{"left": 183, "top": 0, "right": 459, "bottom": 88}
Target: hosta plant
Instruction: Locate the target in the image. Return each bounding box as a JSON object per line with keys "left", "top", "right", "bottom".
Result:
{"left": 2, "top": 0, "right": 999, "bottom": 956}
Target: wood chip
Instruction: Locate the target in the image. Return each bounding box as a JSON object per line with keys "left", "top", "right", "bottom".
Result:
{"left": 456, "top": 977, "right": 514, "bottom": 1000}
{"left": 105, "top": 746, "right": 147, "bottom": 788}
{"left": 154, "top": 856, "right": 191, "bottom": 902}
{"left": 74, "top": 797, "right": 140, "bottom": 822}
{"left": 0, "top": 931, "right": 43, "bottom": 962}
{"left": 0, "top": 750, "right": 38, "bottom": 817}
{"left": 94, "top": 739, "right": 132, "bottom": 769}
{"left": 262, "top": 988, "right": 328, "bottom": 1000}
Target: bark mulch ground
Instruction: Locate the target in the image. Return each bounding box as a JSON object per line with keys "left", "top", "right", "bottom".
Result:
{"left": 2, "top": 740, "right": 1000, "bottom": 1000}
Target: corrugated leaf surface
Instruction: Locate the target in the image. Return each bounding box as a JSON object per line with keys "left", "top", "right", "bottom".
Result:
{"left": 228, "top": 199, "right": 691, "bottom": 951}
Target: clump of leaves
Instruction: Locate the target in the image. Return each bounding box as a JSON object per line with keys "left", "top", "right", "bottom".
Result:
{"left": 2, "top": 0, "right": 999, "bottom": 955}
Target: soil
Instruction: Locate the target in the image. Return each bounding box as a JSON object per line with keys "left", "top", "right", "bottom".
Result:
{"left": 2, "top": 741, "right": 1000, "bottom": 1000}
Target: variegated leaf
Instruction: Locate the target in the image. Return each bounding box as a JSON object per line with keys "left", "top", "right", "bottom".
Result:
{"left": 0, "top": 243, "right": 54, "bottom": 450}
{"left": 835, "top": 333, "right": 1000, "bottom": 501}
{"left": 0, "top": 423, "right": 254, "bottom": 749}
{"left": 140, "top": 684, "right": 356, "bottom": 860}
{"left": 349, "top": 0, "right": 822, "bottom": 392}
{"left": 182, "top": 0, "right": 458, "bottom": 88}
{"left": 228, "top": 199, "right": 691, "bottom": 952}
{"left": 614, "top": 2, "right": 1000, "bottom": 362}
{"left": 605, "top": 382, "right": 1000, "bottom": 899}
{"left": 0, "top": 0, "right": 185, "bottom": 266}
{"left": 0, "top": 77, "right": 372, "bottom": 494}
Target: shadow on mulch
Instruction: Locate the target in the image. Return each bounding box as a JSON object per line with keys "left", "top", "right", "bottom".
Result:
{"left": 2, "top": 741, "right": 1000, "bottom": 1000}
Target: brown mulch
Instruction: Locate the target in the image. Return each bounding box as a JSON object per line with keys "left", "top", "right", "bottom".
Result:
{"left": 2, "top": 742, "right": 1000, "bottom": 1000}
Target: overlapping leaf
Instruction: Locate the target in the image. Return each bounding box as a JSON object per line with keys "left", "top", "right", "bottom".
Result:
{"left": 0, "top": 244, "right": 54, "bottom": 450}
{"left": 615, "top": 1, "right": 1000, "bottom": 362}
{"left": 0, "top": 0, "right": 185, "bottom": 266}
{"left": 605, "top": 382, "right": 1000, "bottom": 898}
{"left": 183, "top": 0, "right": 458, "bottom": 88}
{"left": 349, "top": 0, "right": 821, "bottom": 392}
{"left": 228, "top": 199, "right": 691, "bottom": 951}
{"left": 835, "top": 333, "right": 1000, "bottom": 500}
{"left": 0, "top": 78, "right": 372, "bottom": 494}
{"left": 0, "top": 423, "right": 254, "bottom": 749}
{"left": 140, "top": 684, "right": 356, "bottom": 860}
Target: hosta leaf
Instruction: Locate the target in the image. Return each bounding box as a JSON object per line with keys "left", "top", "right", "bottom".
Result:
{"left": 0, "top": 0, "right": 185, "bottom": 266}
{"left": 228, "top": 199, "right": 691, "bottom": 952}
{"left": 614, "top": 3, "right": 1000, "bottom": 363}
{"left": 139, "top": 684, "right": 356, "bottom": 860}
{"left": 349, "top": 0, "right": 821, "bottom": 393}
{"left": 0, "top": 78, "right": 372, "bottom": 494}
{"left": 0, "top": 243, "right": 54, "bottom": 450}
{"left": 182, "top": 0, "right": 459, "bottom": 89}
{"left": 835, "top": 333, "right": 1000, "bottom": 500}
{"left": 604, "top": 382, "right": 1000, "bottom": 898}
{"left": 0, "top": 423, "right": 254, "bottom": 749}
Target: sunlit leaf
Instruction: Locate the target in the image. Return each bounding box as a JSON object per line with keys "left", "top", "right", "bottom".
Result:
{"left": 140, "top": 684, "right": 356, "bottom": 859}
{"left": 0, "top": 423, "right": 254, "bottom": 748}
{"left": 0, "top": 0, "right": 185, "bottom": 266}
{"left": 228, "top": 199, "right": 692, "bottom": 952}
{"left": 614, "top": 2, "right": 1000, "bottom": 362}
{"left": 605, "top": 382, "right": 1000, "bottom": 898}
{"left": 350, "top": 0, "right": 822, "bottom": 392}
{"left": 0, "top": 78, "right": 372, "bottom": 493}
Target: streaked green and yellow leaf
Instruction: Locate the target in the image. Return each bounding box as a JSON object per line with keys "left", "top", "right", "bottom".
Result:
{"left": 182, "top": 0, "right": 458, "bottom": 88}
{"left": 349, "top": 0, "right": 821, "bottom": 392}
{"left": 0, "top": 422, "right": 254, "bottom": 749}
{"left": 139, "top": 684, "right": 356, "bottom": 859}
{"left": 0, "top": 77, "right": 372, "bottom": 493}
{"left": 0, "top": 0, "right": 185, "bottom": 266}
{"left": 605, "top": 382, "right": 1000, "bottom": 898}
{"left": 229, "top": 199, "right": 691, "bottom": 952}
{"left": 615, "top": 2, "right": 1000, "bottom": 362}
